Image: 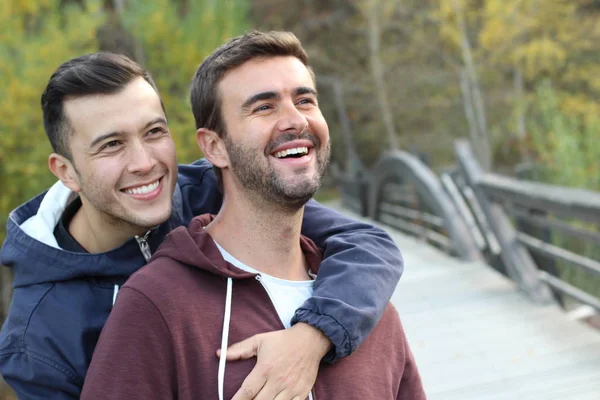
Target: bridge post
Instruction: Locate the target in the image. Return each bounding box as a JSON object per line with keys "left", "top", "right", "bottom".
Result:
{"left": 455, "top": 140, "right": 553, "bottom": 304}
{"left": 367, "top": 150, "right": 482, "bottom": 261}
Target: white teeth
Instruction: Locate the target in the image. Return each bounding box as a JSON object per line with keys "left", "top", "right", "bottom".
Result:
{"left": 275, "top": 147, "right": 309, "bottom": 159}
{"left": 125, "top": 180, "right": 160, "bottom": 195}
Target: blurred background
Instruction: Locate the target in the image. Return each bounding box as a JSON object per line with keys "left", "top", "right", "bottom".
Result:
{"left": 0, "top": 0, "right": 599, "bottom": 397}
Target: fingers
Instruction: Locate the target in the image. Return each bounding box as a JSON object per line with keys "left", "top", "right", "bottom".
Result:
{"left": 217, "top": 334, "right": 261, "bottom": 361}
{"left": 227, "top": 328, "right": 318, "bottom": 399}
{"left": 275, "top": 391, "right": 310, "bottom": 400}
{"left": 289, "top": 396, "right": 309, "bottom": 400}
{"left": 231, "top": 367, "right": 268, "bottom": 400}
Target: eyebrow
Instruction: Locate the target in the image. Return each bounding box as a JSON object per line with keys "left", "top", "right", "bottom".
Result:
{"left": 241, "top": 87, "right": 318, "bottom": 111}
{"left": 295, "top": 87, "right": 318, "bottom": 97}
{"left": 89, "top": 117, "right": 168, "bottom": 149}
{"left": 241, "top": 91, "right": 279, "bottom": 111}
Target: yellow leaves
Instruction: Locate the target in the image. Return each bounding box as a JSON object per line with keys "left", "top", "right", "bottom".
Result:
{"left": 0, "top": 0, "right": 251, "bottom": 246}
{"left": 120, "top": 0, "right": 247, "bottom": 163}
{"left": 439, "top": 0, "right": 589, "bottom": 82}
{"left": 560, "top": 94, "right": 600, "bottom": 118}
{"left": 436, "top": 0, "right": 463, "bottom": 49}
{"left": 1, "top": 0, "right": 52, "bottom": 18}
{"left": 513, "top": 36, "right": 567, "bottom": 78}
{"left": 0, "top": 0, "right": 101, "bottom": 239}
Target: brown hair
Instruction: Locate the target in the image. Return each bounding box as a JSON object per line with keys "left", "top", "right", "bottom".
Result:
{"left": 190, "top": 30, "right": 313, "bottom": 184}
{"left": 42, "top": 52, "right": 162, "bottom": 160}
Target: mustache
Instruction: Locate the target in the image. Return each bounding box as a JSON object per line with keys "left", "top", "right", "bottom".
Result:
{"left": 265, "top": 132, "right": 320, "bottom": 155}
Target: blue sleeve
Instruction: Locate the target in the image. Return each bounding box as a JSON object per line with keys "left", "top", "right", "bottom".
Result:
{"left": 0, "top": 350, "right": 81, "bottom": 399}
{"left": 176, "top": 159, "right": 222, "bottom": 224}
{"left": 292, "top": 199, "right": 403, "bottom": 363}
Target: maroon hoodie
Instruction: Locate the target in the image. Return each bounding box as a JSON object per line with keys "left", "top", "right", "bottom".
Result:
{"left": 82, "top": 214, "right": 425, "bottom": 400}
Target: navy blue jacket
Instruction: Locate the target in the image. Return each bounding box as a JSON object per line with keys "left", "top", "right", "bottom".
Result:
{"left": 0, "top": 159, "right": 403, "bottom": 399}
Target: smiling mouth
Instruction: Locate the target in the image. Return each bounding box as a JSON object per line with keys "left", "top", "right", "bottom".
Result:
{"left": 122, "top": 178, "right": 161, "bottom": 195}
{"left": 274, "top": 147, "right": 309, "bottom": 159}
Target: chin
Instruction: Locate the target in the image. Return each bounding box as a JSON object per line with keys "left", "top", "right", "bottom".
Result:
{"left": 132, "top": 209, "right": 171, "bottom": 230}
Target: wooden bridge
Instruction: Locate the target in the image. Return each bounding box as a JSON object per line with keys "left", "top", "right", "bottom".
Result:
{"left": 334, "top": 140, "right": 600, "bottom": 400}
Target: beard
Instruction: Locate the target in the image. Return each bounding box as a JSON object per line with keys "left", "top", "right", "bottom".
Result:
{"left": 224, "top": 132, "right": 331, "bottom": 210}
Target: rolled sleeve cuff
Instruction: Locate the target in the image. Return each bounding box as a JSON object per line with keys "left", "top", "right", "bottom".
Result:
{"left": 291, "top": 307, "right": 355, "bottom": 363}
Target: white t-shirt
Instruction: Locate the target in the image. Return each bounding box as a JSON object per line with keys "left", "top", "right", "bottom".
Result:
{"left": 214, "top": 242, "right": 314, "bottom": 328}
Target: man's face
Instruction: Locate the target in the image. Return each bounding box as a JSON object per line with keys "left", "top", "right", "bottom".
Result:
{"left": 217, "top": 56, "right": 330, "bottom": 208}
{"left": 63, "top": 77, "right": 178, "bottom": 233}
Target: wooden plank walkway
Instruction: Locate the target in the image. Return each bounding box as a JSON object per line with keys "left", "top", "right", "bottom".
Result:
{"left": 330, "top": 202, "right": 600, "bottom": 400}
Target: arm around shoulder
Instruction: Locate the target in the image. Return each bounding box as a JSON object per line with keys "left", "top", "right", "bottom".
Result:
{"left": 296, "top": 199, "right": 404, "bottom": 362}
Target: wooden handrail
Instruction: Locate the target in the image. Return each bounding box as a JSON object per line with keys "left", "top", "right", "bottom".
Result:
{"left": 368, "top": 150, "right": 482, "bottom": 261}
{"left": 455, "top": 139, "right": 553, "bottom": 303}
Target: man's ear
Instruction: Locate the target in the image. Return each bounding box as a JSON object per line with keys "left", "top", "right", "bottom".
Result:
{"left": 48, "top": 153, "right": 82, "bottom": 193}
{"left": 196, "top": 128, "right": 229, "bottom": 168}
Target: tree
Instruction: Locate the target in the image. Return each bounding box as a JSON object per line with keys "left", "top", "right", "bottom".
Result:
{"left": 0, "top": 0, "right": 249, "bottom": 245}
{"left": 120, "top": 0, "right": 248, "bottom": 163}
{"left": 0, "top": 0, "right": 103, "bottom": 244}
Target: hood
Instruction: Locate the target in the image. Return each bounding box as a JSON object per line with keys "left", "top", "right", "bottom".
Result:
{"left": 152, "top": 213, "right": 321, "bottom": 400}
{"left": 152, "top": 214, "right": 323, "bottom": 279}
{"left": 0, "top": 181, "right": 184, "bottom": 287}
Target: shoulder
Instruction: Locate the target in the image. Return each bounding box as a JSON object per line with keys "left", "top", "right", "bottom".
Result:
{"left": 0, "top": 282, "right": 83, "bottom": 384}
{"left": 177, "top": 158, "right": 216, "bottom": 188}
{"left": 0, "top": 283, "right": 56, "bottom": 349}
{"left": 122, "top": 256, "right": 199, "bottom": 302}
{"left": 363, "top": 303, "right": 408, "bottom": 350}
{"left": 176, "top": 159, "right": 222, "bottom": 219}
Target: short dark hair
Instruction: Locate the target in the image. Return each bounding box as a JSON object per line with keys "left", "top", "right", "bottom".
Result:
{"left": 190, "top": 30, "right": 313, "bottom": 185}
{"left": 41, "top": 52, "right": 162, "bottom": 160}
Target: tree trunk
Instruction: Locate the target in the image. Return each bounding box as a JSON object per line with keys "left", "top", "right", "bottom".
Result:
{"left": 452, "top": 0, "right": 492, "bottom": 170}
{"left": 97, "top": 0, "right": 145, "bottom": 64}
{"left": 459, "top": 68, "right": 480, "bottom": 150}
{"left": 367, "top": 0, "right": 399, "bottom": 150}
{"left": 514, "top": 68, "right": 531, "bottom": 162}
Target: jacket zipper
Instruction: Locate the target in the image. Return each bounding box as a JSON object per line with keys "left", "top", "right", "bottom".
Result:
{"left": 254, "top": 275, "right": 316, "bottom": 400}
{"left": 134, "top": 231, "right": 152, "bottom": 262}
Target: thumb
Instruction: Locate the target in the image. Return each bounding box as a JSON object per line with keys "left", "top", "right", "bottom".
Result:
{"left": 217, "top": 334, "right": 261, "bottom": 361}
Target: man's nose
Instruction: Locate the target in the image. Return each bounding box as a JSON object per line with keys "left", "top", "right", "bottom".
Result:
{"left": 127, "top": 141, "right": 157, "bottom": 174}
{"left": 275, "top": 102, "right": 309, "bottom": 134}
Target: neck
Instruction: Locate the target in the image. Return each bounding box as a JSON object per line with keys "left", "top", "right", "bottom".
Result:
{"left": 206, "top": 190, "right": 308, "bottom": 280}
{"left": 69, "top": 200, "right": 146, "bottom": 253}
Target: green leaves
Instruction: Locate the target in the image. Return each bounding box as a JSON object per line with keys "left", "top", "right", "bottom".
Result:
{"left": 0, "top": 0, "right": 248, "bottom": 244}
{"left": 120, "top": 0, "right": 248, "bottom": 164}
{"left": 0, "top": 0, "right": 102, "bottom": 243}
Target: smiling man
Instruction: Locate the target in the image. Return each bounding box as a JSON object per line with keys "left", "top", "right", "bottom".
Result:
{"left": 81, "top": 30, "right": 425, "bottom": 400}
{"left": 50, "top": 75, "right": 177, "bottom": 254}
{"left": 0, "top": 52, "right": 406, "bottom": 399}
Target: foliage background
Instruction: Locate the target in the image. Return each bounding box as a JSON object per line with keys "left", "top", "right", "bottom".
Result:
{"left": 2, "top": 0, "right": 599, "bottom": 246}
{"left": 0, "top": 0, "right": 599, "bottom": 396}
{"left": 0, "top": 0, "right": 248, "bottom": 245}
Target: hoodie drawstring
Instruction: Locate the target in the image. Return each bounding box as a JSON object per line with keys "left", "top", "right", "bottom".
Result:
{"left": 112, "top": 284, "right": 119, "bottom": 306}
{"left": 218, "top": 277, "right": 233, "bottom": 400}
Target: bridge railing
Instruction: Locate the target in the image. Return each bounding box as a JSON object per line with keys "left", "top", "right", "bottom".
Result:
{"left": 339, "top": 139, "right": 600, "bottom": 312}
{"left": 453, "top": 139, "right": 600, "bottom": 308}
{"left": 340, "top": 150, "right": 482, "bottom": 261}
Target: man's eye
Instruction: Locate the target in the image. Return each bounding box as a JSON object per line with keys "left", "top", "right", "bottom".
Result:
{"left": 254, "top": 104, "right": 272, "bottom": 112}
{"left": 102, "top": 141, "right": 121, "bottom": 149}
{"left": 148, "top": 127, "right": 165, "bottom": 136}
{"left": 297, "top": 98, "right": 316, "bottom": 106}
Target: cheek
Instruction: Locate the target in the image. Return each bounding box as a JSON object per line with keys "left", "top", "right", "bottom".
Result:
{"left": 153, "top": 139, "right": 177, "bottom": 167}
{"left": 312, "top": 118, "right": 329, "bottom": 145}
{"left": 85, "top": 160, "right": 124, "bottom": 188}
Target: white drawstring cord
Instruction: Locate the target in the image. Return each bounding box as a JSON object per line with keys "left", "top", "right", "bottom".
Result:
{"left": 112, "top": 284, "right": 119, "bottom": 306}
{"left": 218, "top": 277, "right": 233, "bottom": 400}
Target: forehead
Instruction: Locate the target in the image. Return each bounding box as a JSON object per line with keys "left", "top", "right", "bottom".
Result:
{"left": 63, "top": 77, "right": 165, "bottom": 141}
{"left": 218, "top": 56, "right": 315, "bottom": 104}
